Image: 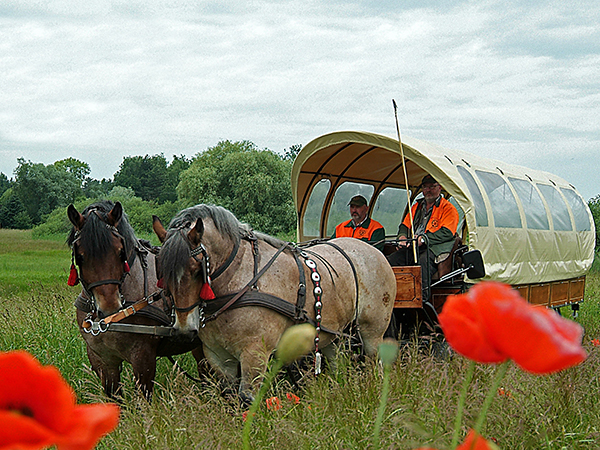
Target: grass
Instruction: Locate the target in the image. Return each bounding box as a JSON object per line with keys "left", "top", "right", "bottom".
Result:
{"left": 1, "top": 229, "right": 600, "bottom": 449}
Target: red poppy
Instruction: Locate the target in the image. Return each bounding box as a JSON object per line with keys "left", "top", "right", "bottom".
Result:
{"left": 455, "top": 429, "right": 498, "bottom": 450}
{"left": 439, "top": 282, "right": 587, "bottom": 374}
{"left": 265, "top": 396, "right": 282, "bottom": 411}
{"left": 0, "top": 350, "right": 120, "bottom": 450}
{"left": 438, "top": 289, "right": 507, "bottom": 364}
{"left": 286, "top": 393, "right": 300, "bottom": 404}
{"left": 592, "top": 339, "right": 600, "bottom": 347}
{"left": 412, "top": 430, "right": 498, "bottom": 450}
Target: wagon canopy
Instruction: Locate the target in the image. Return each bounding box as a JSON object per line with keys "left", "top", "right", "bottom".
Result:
{"left": 292, "top": 131, "right": 595, "bottom": 286}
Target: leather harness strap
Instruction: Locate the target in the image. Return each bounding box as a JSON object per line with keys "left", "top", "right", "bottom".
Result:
{"left": 200, "top": 241, "right": 288, "bottom": 322}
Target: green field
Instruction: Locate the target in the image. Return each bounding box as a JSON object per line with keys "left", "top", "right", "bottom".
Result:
{"left": 1, "top": 229, "right": 599, "bottom": 449}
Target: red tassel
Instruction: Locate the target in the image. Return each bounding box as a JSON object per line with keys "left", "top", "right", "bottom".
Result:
{"left": 157, "top": 278, "right": 164, "bottom": 289}
{"left": 67, "top": 264, "right": 79, "bottom": 286}
{"left": 123, "top": 261, "right": 130, "bottom": 273}
{"left": 200, "top": 282, "right": 216, "bottom": 300}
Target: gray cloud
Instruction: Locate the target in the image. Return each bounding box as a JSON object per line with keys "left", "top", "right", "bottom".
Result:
{"left": 1, "top": 0, "right": 598, "bottom": 200}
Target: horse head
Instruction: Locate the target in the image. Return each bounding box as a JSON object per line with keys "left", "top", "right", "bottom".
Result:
{"left": 153, "top": 215, "right": 208, "bottom": 338}
{"left": 67, "top": 201, "right": 130, "bottom": 316}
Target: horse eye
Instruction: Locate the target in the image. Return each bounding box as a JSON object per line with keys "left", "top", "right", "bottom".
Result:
{"left": 75, "top": 253, "right": 84, "bottom": 265}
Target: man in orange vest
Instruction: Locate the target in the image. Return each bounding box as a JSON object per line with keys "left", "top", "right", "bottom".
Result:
{"left": 332, "top": 195, "right": 385, "bottom": 252}
{"left": 387, "top": 174, "right": 459, "bottom": 297}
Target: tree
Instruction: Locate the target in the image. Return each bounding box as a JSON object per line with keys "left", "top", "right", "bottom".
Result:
{"left": 282, "top": 144, "right": 302, "bottom": 161}
{"left": 82, "top": 178, "right": 114, "bottom": 199}
{"left": 53, "top": 158, "right": 90, "bottom": 186}
{"left": 113, "top": 154, "right": 189, "bottom": 203}
{"left": 0, "top": 172, "right": 11, "bottom": 197}
{"left": 589, "top": 194, "right": 600, "bottom": 249}
{"left": 0, "top": 189, "right": 32, "bottom": 229}
{"left": 12, "top": 158, "right": 82, "bottom": 225}
{"left": 177, "top": 141, "right": 296, "bottom": 236}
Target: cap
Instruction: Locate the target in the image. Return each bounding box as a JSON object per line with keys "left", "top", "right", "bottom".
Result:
{"left": 348, "top": 195, "right": 368, "bottom": 207}
{"left": 421, "top": 174, "right": 437, "bottom": 186}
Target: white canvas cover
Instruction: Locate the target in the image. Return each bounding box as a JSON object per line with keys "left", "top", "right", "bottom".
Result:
{"left": 292, "top": 131, "right": 595, "bottom": 285}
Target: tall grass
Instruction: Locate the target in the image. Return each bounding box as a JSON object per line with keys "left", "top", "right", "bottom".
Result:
{"left": 1, "top": 229, "right": 600, "bottom": 449}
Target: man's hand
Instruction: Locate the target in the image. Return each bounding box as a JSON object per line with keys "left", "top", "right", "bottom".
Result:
{"left": 397, "top": 236, "right": 410, "bottom": 248}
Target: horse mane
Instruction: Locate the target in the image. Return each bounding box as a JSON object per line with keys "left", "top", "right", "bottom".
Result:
{"left": 66, "top": 200, "right": 138, "bottom": 259}
{"left": 159, "top": 204, "right": 285, "bottom": 287}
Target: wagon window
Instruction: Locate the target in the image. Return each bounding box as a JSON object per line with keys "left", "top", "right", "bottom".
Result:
{"left": 448, "top": 196, "right": 465, "bottom": 234}
{"left": 457, "top": 166, "right": 488, "bottom": 227}
{"left": 371, "top": 187, "right": 409, "bottom": 237}
{"left": 326, "top": 182, "right": 375, "bottom": 237}
{"left": 303, "top": 179, "right": 330, "bottom": 238}
{"left": 475, "top": 170, "right": 522, "bottom": 228}
{"left": 560, "top": 188, "right": 591, "bottom": 231}
{"left": 508, "top": 178, "right": 549, "bottom": 230}
{"left": 536, "top": 184, "right": 572, "bottom": 231}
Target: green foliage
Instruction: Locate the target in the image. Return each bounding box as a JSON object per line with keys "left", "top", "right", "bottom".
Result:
{"left": 178, "top": 141, "right": 296, "bottom": 236}
{"left": 589, "top": 194, "right": 600, "bottom": 249}
{"left": 82, "top": 177, "right": 114, "bottom": 199}
{"left": 32, "top": 189, "right": 183, "bottom": 242}
{"left": 113, "top": 154, "right": 190, "bottom": 204}
{"left": 53, "top": 157, "right": 91, "bottom": 184}
{"left": 0, "top": 188, "right": 32, "bottom": 229}
{"left": 0, "top": 172, "right": 11, "bottom": 197}
{"left": 12, "top": 158, "right": 86, "bottom": 225}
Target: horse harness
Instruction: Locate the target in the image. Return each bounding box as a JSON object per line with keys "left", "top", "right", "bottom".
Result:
{"left": 76, "top": 224, "right": 363, "bottom": 359}
{"left": 178, "top": 232, "right": 363, "bottom": 369}
{"left": 74, "top": 232, "right": 175, "bottom": 336}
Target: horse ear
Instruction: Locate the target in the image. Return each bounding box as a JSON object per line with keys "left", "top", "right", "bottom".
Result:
{"left": 106, "top": 202, "right": 123, "bottom": 227}
{"left": 152, "top": 215, "right": 167, "bottom": 243}
{"left": 188, "top": 219, "right": 204, "bottom": 246}
{"left": 67, "top": 204, "right": 85, "bottom": 230}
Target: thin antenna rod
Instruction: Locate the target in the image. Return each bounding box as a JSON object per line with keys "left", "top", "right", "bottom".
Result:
{"left": 392, "top": 99, "right": 417, "bottom": 263}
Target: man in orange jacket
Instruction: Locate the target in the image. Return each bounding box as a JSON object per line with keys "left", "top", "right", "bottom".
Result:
{"left": 387, "top": 174, "right": 459, "bottom": 297}
{"left": 332, "top": 195, "right": 385, "bottom": 252}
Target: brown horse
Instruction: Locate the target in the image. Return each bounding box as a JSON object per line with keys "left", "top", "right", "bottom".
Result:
{"left": 152, "top": 204, "right": 396, "bottom": 403}
{"left": 67, "top": 200, "right": 203, "bottom": 401}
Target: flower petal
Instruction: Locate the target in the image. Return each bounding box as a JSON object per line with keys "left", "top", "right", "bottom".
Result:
{"left": 475, "top": 282, "right": 587, "bottom": 374}
{"left": 438, "top": 292, "right": 507, "bottom": 364}
{"left": 0, "top": 411, "right": 56, "bottom": 450}
{"left": 0, "top": 351, "right": 75, "bottom": 433}
{"left": 455, "top": 429, "right": 499, "bottom": 450}
{"left": 56, "top": 403, "right": 120, "bottom": 450}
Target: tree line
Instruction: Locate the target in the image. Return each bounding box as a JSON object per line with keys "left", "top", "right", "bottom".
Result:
{"left": 1, "top": 140, "right": 598, "bottom": 249}
{"left": 0, "top": 141, "right": 300, "bottom": 239}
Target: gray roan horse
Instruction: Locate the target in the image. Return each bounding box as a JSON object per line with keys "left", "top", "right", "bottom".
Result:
{"left": 67, "top": 200, "right": 204, "bottom": 401}
{"left": 152, "top": 204, "right": 396, "bottom": 403}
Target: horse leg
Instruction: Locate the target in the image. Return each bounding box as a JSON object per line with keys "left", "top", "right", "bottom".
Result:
{"left": 238, "top": 345, "right": 270, "bottom": 406}
{"left": 191, "top": 346, "right": 210, "bottom": 378}
{"left": 203, "top": 344, "right": 241, "bottom": 398}
{"left": 131, "top": 350, "right": 158, "bottom": 402}
{"left": 86, "top": 347, "right": 123, "bottom": 400}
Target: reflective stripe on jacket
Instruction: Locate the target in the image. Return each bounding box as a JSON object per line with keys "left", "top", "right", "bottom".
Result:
{"left": 333, "top": 217, "right": 385, "bottom": 251}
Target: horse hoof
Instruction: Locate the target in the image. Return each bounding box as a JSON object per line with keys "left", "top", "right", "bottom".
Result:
{"left": 239, "top": 391, "right": 255, "bottom": 407}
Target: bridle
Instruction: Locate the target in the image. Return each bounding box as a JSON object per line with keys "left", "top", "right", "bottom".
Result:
{"left": 70, "top": 209, "right": 131, "bottom": 314}
{"left": 166, "top": 227, "right": 246, "bottom": 314}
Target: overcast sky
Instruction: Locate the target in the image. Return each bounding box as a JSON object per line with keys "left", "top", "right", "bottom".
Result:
{"left": 1, "top": 0, "right": 598, "bottom": 200}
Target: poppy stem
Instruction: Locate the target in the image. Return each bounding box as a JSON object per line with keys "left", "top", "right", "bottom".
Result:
{"left": 372, "top": 360, "right": 392, "bottom": 450}
{"left": 451, "top": 360, "right": 475, "bottom": 448}
{"left": 473, "top": 360, "right": 510, "bottom": 434}
{"left": 241, "top": 358, "right": 283, "bottom": 450}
